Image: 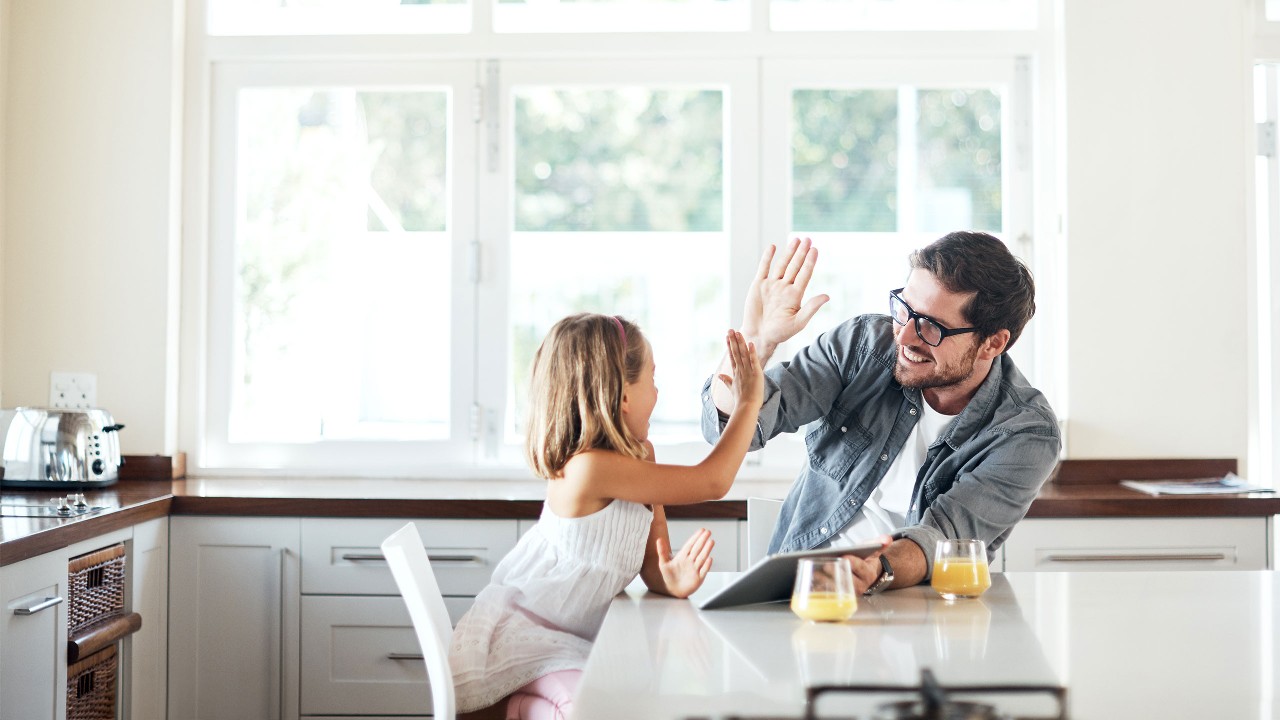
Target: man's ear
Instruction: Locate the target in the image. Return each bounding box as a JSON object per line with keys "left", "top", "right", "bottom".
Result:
{"left": 978, "top": 329, "right": 1010, "bottom": 360}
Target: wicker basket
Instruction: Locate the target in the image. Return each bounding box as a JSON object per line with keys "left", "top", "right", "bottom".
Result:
{"left": 66, "top": 644, "right": 117, "bottom": 720}
{"left": 67, "top": 544, "right": 126, "bottom": 636}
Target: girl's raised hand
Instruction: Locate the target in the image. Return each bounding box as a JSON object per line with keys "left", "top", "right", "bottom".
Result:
{"left": 717, "top": 329, "right": 764, "bottom": 413}
{"left": 656, "top": 528, "right": 715, "bottom": 598}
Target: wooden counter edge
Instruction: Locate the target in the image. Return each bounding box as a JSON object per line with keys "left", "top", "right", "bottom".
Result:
{"left": 0, "top": 497, "right": 172, "bottom": 567}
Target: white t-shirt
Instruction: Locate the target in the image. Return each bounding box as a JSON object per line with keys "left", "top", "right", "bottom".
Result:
{"left": 818, "top": 398, "right": 956, "bottom": 548}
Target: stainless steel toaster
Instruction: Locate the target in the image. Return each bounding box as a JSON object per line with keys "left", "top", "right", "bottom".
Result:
{"left": 0, "top": 408, "right": 125, "bottom": 489}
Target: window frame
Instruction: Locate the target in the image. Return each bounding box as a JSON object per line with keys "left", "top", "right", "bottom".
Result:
{"left": 201, "top": 59, "right": 480, "bottom": 473}
{"left": 180, "top": 0, "right": 1058, "bottom": 478}
{"left": 475, "top": 58, "right": 760, "bottom": 468}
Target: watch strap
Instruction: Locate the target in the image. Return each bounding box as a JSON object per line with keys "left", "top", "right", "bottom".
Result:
{"left": 864, "top": 554, "right": 894, "bottom": 595}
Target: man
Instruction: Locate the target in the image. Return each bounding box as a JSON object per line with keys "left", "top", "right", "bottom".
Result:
{"left": 702, "top": 231, "right": 1060, "bottom": 595}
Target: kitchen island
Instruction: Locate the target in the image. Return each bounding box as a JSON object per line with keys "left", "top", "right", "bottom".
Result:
{"left": 579, "top": 571, "right": 1278, "bottom": 719}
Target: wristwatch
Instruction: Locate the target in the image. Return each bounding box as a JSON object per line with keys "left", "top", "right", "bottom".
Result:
{"left": 863, "top": 555, "right": 894, "bottom": 595}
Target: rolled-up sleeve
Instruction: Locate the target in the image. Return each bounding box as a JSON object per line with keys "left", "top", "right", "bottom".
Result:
{"left": 901, "top": 429, "right": 1060, "bottom": 580}
{"left": 699, "top": 324, "right": 859, "bottom": 451}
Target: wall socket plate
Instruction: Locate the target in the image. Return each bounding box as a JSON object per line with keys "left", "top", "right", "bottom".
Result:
{"left": 50, "top": 372, "right": 97, "bottom": 409}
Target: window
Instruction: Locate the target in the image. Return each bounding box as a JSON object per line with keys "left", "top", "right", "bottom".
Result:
{"left": 187, "top": 0, "right": 1051, "bottom": 475}
{"left": 762, "top": 59, "right": 1031, "bottom": 358}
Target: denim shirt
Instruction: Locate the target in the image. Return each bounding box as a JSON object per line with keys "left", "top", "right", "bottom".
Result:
{"left": 701, "top": 314, "right": 1060, "bottom": 578}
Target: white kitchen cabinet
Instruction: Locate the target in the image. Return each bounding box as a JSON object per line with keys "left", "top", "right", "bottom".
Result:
{"left": 1003, "top": 516, "right": 1270, "bottom": 571}
{"left": 168, "top": 517, "right": 302, "bottom": 720}
{"left": 301, "top": 517, "right": 518, "bottom": 596}
{"left": 299, "top": 595, "right": 469, "bottom": 717}
{"left": 122, "top": 517, "right": 168, "bottom": 720}
{"left": 1, "top": 550, "right": 66, "bottom": 720}
{"left": 0, "top": 526, "right": 133, "bottom": 720}
{"left": 298, "top": 517, "right": 515, "bottom": 719}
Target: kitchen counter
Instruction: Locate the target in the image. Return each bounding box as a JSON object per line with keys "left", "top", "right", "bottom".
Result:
{"left": 4, "top": 459, "right": 1280, "bottom": 567}
{"left": 579, "top": 570, "right": 1280, "bottom": 719}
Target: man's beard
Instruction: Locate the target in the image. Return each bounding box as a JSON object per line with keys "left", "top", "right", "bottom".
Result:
{"left": 892, "top": 340, "right": 980, "bottom": 390}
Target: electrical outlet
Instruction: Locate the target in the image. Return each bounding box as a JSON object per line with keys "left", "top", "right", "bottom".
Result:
{"left": 50, "top": 372, "right": 97, "bottom": 409}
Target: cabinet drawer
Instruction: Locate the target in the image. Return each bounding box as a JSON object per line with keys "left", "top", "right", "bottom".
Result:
{"left": 302, "top": 519, "right": 518, "bottom": 595}
{"left": 1003, "top": 517, "right": 1269, "bottom": 571}
{"left": 300, "top": 595, "right": 470, "bottom": 716}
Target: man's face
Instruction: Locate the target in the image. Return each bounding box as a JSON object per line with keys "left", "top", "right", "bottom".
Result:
{"left": 891, "top": 270, "right": 983, "bottom": 391}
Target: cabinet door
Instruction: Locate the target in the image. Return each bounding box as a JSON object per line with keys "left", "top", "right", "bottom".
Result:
{"left": 0, "top": 552, "right": 66, "bottom": 720}
{"left": 123, "top": 517, "right": 168, "bottom": 720}
{"left": 301, "top": 518, "right": 517, "bottom": 596}
{"left": 168, "top": 517, "right": 301, "bottom": 720}
{"left": 299, "top": 595, "right": 470, "bottom": 716}
{"left": 1003, "top": 517, "right": 1269, "bottom": 571}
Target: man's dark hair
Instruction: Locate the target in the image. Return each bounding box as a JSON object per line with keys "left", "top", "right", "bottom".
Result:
{"left": 909, "top": 231, "right": 1036, "bottom": 350}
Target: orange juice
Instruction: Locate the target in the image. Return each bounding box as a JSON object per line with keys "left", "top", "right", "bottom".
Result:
{"left": 790, "top": 591, "right": 857, "bottom": 622}
{"left": 931, "top": 559, "right": 991, "bottom": 599}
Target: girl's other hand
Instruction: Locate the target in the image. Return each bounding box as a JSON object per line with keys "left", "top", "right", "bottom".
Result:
{"left": 656, "top": 528, "right": 715, "bottom": 598}
{"left": 717, "top": 329, "right": 764, "bottom": 412}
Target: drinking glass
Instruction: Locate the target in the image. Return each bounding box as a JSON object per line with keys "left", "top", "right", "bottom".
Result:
{"left": 791, "top": 557, "right": 857, "bottom": 622}
{"left": 931, "top": 539, "right": 991, "bottom": 600}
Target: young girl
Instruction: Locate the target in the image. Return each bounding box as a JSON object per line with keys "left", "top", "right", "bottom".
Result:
{"left": 448, "top": 313, "right": 764, "bottom": 720}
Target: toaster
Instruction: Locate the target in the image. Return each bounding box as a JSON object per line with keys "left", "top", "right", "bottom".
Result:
{"left": 0, "top": 408, "right": 125, "bottom": 489}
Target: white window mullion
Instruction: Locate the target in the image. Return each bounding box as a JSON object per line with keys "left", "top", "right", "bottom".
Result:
{"left": 474, "top": 58, "right": 512, "bottom": 466}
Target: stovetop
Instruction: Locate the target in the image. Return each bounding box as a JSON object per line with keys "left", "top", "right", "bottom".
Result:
{"left": 0, "top": 493, "right": 113, "bottom": 518}
{"left": 689, "top": 669, "right": 1068, "bottom": 720}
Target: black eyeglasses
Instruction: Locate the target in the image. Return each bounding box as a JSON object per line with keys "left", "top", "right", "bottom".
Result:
{"left": 889, "top": 288, "right": 978, "bottom": 347}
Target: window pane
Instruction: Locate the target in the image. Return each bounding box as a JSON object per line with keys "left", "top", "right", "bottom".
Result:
{"left": 792, "top": 86, "right": 1002, "bottom": 233}
{"left": 917, "top": 89, "right": 1002, "bottom": 232}
{"left": 792, "top": 89, "right": 898, "bottom": 232}
{"left": 785, "top": 84, "right": 1006, "bottom": 347}
{"left": 494, "top": 0, "right": 749, "bottom": 33}
{"left": 233, "top": 88, "right": 451, "bottom": 443}
{"left": 771, "top": 0, "right": 1036, "bottom": 31}
{"left": 514, "top": 88, "right": 724, "bottom": 232}
{"left": 509, "top": 86, "right": 727, "bottom": 442}
{"left": 208, "top": 0, "right": 469, "bottom": 36}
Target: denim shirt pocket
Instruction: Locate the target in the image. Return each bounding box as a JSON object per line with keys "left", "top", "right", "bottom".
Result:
{"left": 804, "top": 414, "right": 872, "bottom": 484}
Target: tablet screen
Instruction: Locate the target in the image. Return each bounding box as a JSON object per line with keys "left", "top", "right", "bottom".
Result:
{"left": 696, "top": 541, "right": 884, "bottom": 610}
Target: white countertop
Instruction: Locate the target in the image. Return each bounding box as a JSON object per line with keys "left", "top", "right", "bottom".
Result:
{"left": 577, "top": 571, "right": 1279, "bottom": 719}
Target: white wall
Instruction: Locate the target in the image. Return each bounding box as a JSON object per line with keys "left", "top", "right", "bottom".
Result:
{"left": 1062, "top": 0, "right": 1251, "bottom": 460}
{"left": 0, "top": 0, "right": 1261, "bottom": 462}
{"left": 1, "top": 0, "right": 183, "bottom": 453}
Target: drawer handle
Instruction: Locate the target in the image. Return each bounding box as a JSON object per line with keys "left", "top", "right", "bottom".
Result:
{"left": 341, "top": 552, "right": 483, "bottom": 564}
{"left": 387, "top": 652, "right": 425, "bottom": 661}
{"left": 1043, "top": 552, "right": 1228, "bottom": 563}
{"left": 14, "top": 596, "right": 63, "bottom": 615}
{"left": 428, "top": 554, "right": 484, "bottom": 564}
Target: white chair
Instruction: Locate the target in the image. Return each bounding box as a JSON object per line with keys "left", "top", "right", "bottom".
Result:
{"left": 381, "top": 523, "right": 504, "bottom": 720}
{"left": 746, "top": 497, "right": 783, "bottom": 566}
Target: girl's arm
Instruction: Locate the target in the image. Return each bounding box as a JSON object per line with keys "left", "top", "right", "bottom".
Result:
{"left": 564, "top": 330, "right": 765, "bottom": 507}
{"left": 639, "top": 504, "right": 715, "bottom": 598}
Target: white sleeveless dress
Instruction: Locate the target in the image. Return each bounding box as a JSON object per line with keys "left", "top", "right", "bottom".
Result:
{"left": 449, "top": 499, "right": 653, "bottom": 713}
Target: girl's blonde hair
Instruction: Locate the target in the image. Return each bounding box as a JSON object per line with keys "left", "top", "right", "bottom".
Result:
{"left": 525, "top": 313, "right": 649, "bottom": 479}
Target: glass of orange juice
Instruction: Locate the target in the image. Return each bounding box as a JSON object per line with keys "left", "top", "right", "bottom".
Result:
{"left": 791, "top": 557, "right": 857, "bottom": 622}
{"left": 931, "top": 539, "right": 991, "bottom": 600}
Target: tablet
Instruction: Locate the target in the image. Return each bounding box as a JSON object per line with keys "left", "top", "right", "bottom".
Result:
{"left": 696, "top": 541, "right": 885, "bottom": 610}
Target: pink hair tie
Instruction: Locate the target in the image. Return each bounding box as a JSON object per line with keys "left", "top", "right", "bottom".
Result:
{"left": 611, "top": 316, "right": 627, "bottom": 351}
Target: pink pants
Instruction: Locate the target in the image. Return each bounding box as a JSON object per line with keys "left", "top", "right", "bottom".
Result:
{"left": 504, "top": 670, "right": 581, "bottom": 720}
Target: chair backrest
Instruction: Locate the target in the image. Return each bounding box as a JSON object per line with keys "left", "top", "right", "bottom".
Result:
{"left": 746, "top": 497, "right": 783, "bottom": 566}
{"left": 381, "top": 523, "right": 458, "bottom": 720}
